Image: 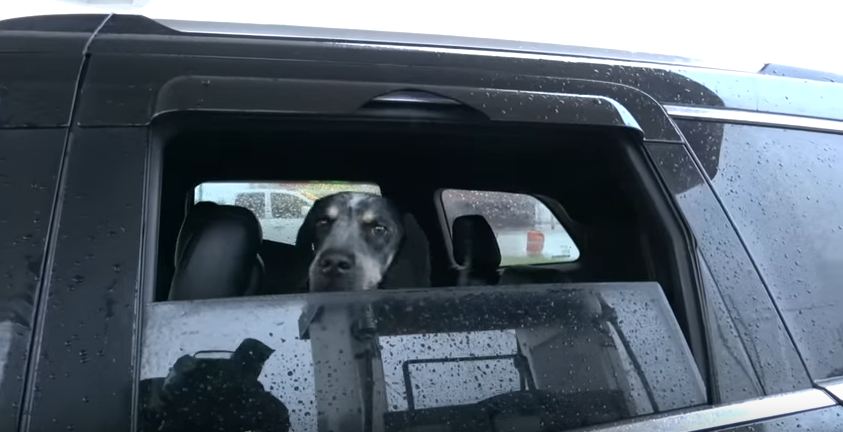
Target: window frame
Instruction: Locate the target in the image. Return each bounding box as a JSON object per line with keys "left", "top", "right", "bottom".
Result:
{"left": 144, "top": 114, "right": 713, "bottom": 411}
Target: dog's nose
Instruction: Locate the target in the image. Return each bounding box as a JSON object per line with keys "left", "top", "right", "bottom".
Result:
{"left": 318, "top": 251, "right": 355, "bottom": 274}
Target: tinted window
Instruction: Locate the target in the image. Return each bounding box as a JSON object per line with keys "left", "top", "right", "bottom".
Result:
{"left": 271, "top": 193, "right": 309, "bottom": 218}
{"left": 440, "top": 189, "right": 580, "bottom": 265}
{"left": 677, "top": 121, "right": 843, "bottom": 380}
{"left": 140, "top": 283, "right": 705, "bottom": 432}
{"left": 234, "top": 192, "right": 265, "bottom": 217}
{"left": 647, "top": 142, "right": 810, "bottom": 399}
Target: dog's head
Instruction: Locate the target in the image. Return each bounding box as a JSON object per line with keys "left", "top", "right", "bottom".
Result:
{"left": 301, "top": 192, "right": 404, "bottom": 291}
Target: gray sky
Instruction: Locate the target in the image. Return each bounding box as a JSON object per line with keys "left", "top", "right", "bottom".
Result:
{"left": 3, "top": 0, "right": 840, "bottom": 74}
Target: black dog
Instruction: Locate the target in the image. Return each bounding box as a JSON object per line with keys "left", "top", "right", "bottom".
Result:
{"left": 301, "top": 192, "right": 404, "bottom": 291}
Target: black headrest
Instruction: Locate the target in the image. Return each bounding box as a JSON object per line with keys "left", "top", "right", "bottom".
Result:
{"left": 381, "top": 213, "right": 431, "bottom": 288}
{"left": 452, "top": 215, "right": 501, "bottom": 270}
{"left": 169, "top": 202, "right": 264, "bottom": 300}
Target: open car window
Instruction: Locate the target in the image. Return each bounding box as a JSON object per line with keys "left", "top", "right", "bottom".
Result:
{"left": 194, "top": 181, "right": 381, "bottom": 244}
{"left": 140, "top": 283, "right": 705, "bottom": 432}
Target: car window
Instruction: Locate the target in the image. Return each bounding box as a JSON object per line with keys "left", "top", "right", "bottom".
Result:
{"left": 194, "top": 181, "right": 381, "bottom": 244}
{"left": 270, "top": 192, "right": 309, "bottom": 218}
{"left": 677, "top": 121, "right": 843, "bottom": 381}
{"left": 140, "top": 283, "right": 705, "bottom": 432}
{"left": 440, "top": 189, "right": 580, "bottom": 265}
{"left": 234, "top": 192, "right": 265, "bottom": 217}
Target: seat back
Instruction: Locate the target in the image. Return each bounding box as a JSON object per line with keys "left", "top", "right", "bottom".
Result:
{"left": 169, "top": 202, "right": 264, "bottom": 300}
{"left": 380, "top": 213, "right": 431, "bottom": 288}
{"left": 452, "top": 215, "right": 501, "bottom": 285}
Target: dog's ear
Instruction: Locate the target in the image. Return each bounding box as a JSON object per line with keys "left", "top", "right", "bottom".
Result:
{"left": 380, "top": 213, "right": 430, "bottom": 288}
{"left": 295, "top": 199, "right": 323, "bottom": 251}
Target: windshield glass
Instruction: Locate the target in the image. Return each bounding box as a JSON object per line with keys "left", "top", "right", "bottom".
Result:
{"left": 2, "top": 0, "right": 840, "bottom": 73}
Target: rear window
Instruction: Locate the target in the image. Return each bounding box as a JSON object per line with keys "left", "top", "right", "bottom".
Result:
{"left": 194, "top": 181, "right": 381, "bottom": 244}
{"left": 440, "top": 189, "right": 580, "bottom": 265}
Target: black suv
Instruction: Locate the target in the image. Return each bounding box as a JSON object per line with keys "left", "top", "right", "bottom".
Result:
{"left": 2, "top": 14, "right": 842, "bottom": 432}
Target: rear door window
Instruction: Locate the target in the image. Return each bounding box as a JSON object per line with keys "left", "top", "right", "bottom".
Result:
{"left": 140, "top": 283, "right": 705, "bottom": 432}
{"left": 194, "top": 181, "right": 381, "bottom": 244}
{"left": 440, "top": 189, "right": 580, "bottom": 265}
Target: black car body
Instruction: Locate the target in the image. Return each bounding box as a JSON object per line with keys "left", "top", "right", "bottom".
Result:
{"left": 1, "top": 13, "right": 843, "bottom": 432}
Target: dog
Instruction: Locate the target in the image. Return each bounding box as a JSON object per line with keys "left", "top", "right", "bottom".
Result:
{"left": 300, "top": 192, "right": 404, "bottom": 291}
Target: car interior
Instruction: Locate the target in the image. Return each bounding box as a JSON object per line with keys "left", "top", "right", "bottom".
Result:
{"left": 155, "top": 115, "right": 695, "bottom": 295}
{"left": 143, "top": 112, "right": 707, "bottom": 430}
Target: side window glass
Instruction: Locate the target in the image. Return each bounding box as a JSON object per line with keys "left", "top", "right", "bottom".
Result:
{"left": 440, "top": 189, "right": 580, "bottom": 265}
{"left": 140, "top": 283, "right": 705, "bottom": 432}
{"left": 195, "top": 182, "right": 380, "bottom": 244}
{"left": 234, "top": 192, "right": 266, "bottom": 218}
{"left": 677, "top": 121, "right": 843, "bottom": 380}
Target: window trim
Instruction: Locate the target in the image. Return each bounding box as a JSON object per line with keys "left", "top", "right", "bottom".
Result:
{"left": 588, "top": 388, "right": 834, "bottom": 432}
{"left": 815, "top": 377, "right": 843, "bottom": 403}
{"left": 665, "top": 105, "right": 843, "bottom": 135}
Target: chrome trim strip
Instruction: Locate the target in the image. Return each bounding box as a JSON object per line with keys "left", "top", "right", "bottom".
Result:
{"left": 156, "top": 19, "right": 764, "bottom": 73}
{"left": 664, "top": 105, "right": 843, "bottom": 134}
{"left": 371, "top": 91, "right": 461, "bottom": 105}
{"left": 583, "top": 389, "right": 835, "bottom": 432}
{"left": 816, "top": 377, "right": 843, "bottom": 403}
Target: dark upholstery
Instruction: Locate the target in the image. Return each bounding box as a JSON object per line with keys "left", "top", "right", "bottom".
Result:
{"left": 169, "top": 202, "right": 264, "bottom": 300}
{"left": 500, "top": 266, "right": 573, "bottom": 285}
{"left": 452, "top": 215, "right": 501, "bottom": 285}
{"left": 381, "top": 214, "right": 431, "bottom": 288}
{"left": 257, "top": 241, "right": 312, "bottom": 295}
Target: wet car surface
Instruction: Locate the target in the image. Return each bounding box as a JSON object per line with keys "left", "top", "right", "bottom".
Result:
{"left": 1, "top": 13, "right": 842, "bottom": 432}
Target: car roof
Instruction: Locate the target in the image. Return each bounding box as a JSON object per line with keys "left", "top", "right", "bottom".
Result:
{"left": 2, "top": 14, "right": 842, "bottom": 127}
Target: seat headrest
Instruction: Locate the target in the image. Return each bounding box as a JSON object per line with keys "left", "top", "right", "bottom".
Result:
{"left": 169, "top": 202, "right": 264, "bottom": 300}
{"left": 452, "top": 214, "right": 501, "bottom": 269}
{"left": 380, "top": 213, "right": 431, "bottom": 288}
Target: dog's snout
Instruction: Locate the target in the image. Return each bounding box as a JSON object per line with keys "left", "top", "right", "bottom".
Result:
{"left": 318, "top": 250, "right": 356, "bottom": 274}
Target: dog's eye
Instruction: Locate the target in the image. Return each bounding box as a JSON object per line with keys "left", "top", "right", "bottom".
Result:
{"left": 370, "top": 224, "right": 388, "bottom": 236}
{"left": 315, "top": 218, "right": 331, "bottom": 228}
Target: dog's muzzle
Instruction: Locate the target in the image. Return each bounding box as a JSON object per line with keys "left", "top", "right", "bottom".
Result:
{"left": 310, "top": 249, "right": 364, "bottom": 291}
{"left": 316, "top": 249, "right": 355, "bottom": 277}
